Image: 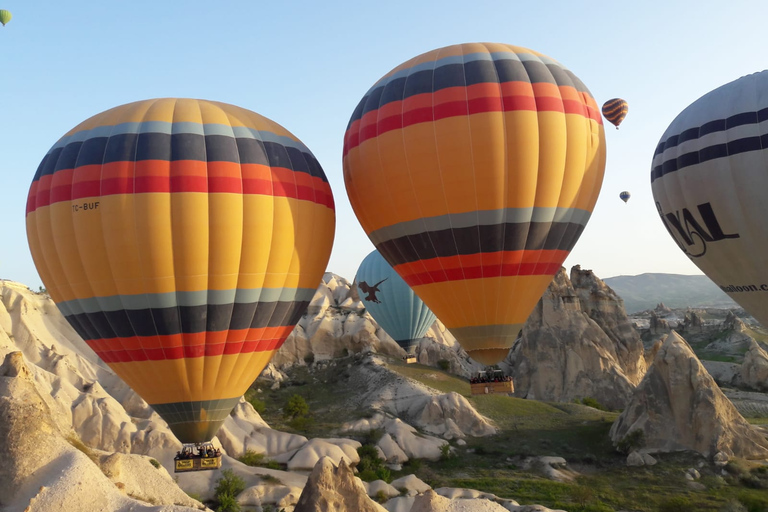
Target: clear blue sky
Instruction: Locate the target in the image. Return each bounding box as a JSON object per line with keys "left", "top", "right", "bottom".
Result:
{"left": 2, "top": 0, "right": 766, "bottom": 289}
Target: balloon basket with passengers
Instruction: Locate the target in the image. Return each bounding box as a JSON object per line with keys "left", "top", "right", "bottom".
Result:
{"left": 174, "top": 442, "right": 222, "bottom": 473}
{"left": 470, "top": 369, "right": 514, "bottom": 396}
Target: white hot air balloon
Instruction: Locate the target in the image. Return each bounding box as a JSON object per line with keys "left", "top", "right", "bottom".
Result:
{"left": 651, "top": 70, "right": 768, "bottom": 325}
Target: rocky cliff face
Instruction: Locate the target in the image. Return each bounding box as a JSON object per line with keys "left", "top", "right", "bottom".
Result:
{"left": 272, "top": 273, "right": 484, "bottom": 378}
{"left": 740, "top": 339, "right": 768, "bottom": 391}
{"left": 503, "top": 267, "right": 646, "bottom": 410}
{"left": 294, "top": 457, "right": 385, "bottom": 512}
{"left": 0, "top": 279, "right": 504, "bottom": 511}
{"left": 610, "top": 331, "right": 768, "bottom": 459}
{"left": 570, "top": 265, "right": 647, "bottom": 386}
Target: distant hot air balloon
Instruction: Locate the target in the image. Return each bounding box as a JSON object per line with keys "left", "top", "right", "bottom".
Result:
{"left": 343, "top": 43, "right": 607, "bottom": 365}
{"left": 26, "top": 98, "right": 336, "bottom": 444}
{"left": 0, "top": 10, "right": 12, "bottom": 26}
{"left": 620, "top": 191, "right": 631, "bottom": 203}
{"left": 602, "top": 98, "right": 628, "bottom": 129}
{"left": 356, "top": 250, "right": 437, "bottom": 354}
{"left": 651, "top": 70, "right": 768, "bottom": 327}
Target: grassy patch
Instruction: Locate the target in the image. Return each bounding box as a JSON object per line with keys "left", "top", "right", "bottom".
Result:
{"left": 387, "top": 361, "right": 471, "bottom": 396}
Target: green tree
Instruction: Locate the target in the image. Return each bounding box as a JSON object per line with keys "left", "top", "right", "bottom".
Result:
{"left": 214, "top": 469, "right": 245, "bottom": 512}
{"left": 284, "top": 394, "right": 309, "bottom": 419}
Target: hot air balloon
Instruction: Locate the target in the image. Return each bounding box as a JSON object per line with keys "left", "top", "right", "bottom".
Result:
{"left": 620, "top": 191, "right": 631, "bottom": 203}
{"left": 356, "top": 250, "right": 436, "bottom": 356}
{"left": 651, "top": 70, "right": 768, "bottom": 327}
{"left": 26, "top": 98, "right": 336, "bottom": 446}
{"left": 0, "top": 10, "right": 11, "bottom": 26}
{"left": 343, "top": 43, "right": 606, "bottom": 365}
{"left": 602, "top": 98, "right": 628, "bottom": 129}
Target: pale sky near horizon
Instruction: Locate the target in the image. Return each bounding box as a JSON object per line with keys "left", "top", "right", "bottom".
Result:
{"left": 2, "top": 1, "right": 766, "bottom": 289}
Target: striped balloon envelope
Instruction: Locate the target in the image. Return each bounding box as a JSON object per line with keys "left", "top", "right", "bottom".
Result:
{"left": 343, "top": 43, "right": 606, "bottom": 365}
{"left": 26, "top": 98, "right": 336, "bottom": 443}
{"left": 601, "top": 98, "right": 628, "bottom": 129}
{"left": 651, "top": 71, "right": 768, "bottom": 329}
{"left": 356, "top": 250, "right": 436, "bottom": 354}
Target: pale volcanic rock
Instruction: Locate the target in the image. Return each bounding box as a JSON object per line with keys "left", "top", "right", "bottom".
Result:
{"left": 570, "top": 265, "right": 647, "bottom": 386}
{"left": 98, "top": 452, "right": 203, "bottom": 509}
{"left": 0, "top": 351, "right": 201, "bottom": 512}
{"left": 414, "top": 392, "right": 496, "bottom": 439}
{"left": 414, "top": 320, "right": 485, "bottom": 378}
{"left": 649, "top": 311, "right": 671, "bottom": 335}
{"left": 382, "top": 418, "right": 447, "bottom": 461}
{"left": 723, "top": 311, "right": 747, "bottom": 331}
{"left": 410, "top": 490, "right": 509, "bottom": 512}
{"left": 364, "top": 479, "right": 401, "bottom": 500}
{"left": 740, "top": 339, "right": 768, "bottom": 391}
{"left": 610, "top": 331, "right": 768, "bottom": 459}
{"left": 436, "top": 488, "right": 499, "bottom": 501}
{"left": 385, "top": 496, "right": 417, "bottom": 512}
{"left": 286, "top": 437, "right": 362, "bottom": 471}
{"left": 273, "top": 276, "right": 405, "bottom": 367}
{"left": 679, "top": 311, "right": 704, "bottom": 333}
{"left": 355, "top": 355, "right": 494, "bottom": 442}
{"left": 390, "top": 474, "right": 432, "bottom": 496}
{"left": 376, "top": 433, "right": 409, "bottom": 464}
{"left": 217, "top": 398, "right": 308, "bottom": 459}
{"left": 294, "top": 457, "right": 386, "bottom": 512}
{"left": 342, "top": 412, "right": 387, "bottom": 433}
{"left": 702, "top": 360, "right": 740, "bottom": 386}
{"left": 238, "top": 477, "right": 305, "bottom": 511}
{"left": 505, "top": 267, "right": 644, "bottom": 410}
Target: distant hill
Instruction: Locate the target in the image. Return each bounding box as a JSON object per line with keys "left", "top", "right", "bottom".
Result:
{"left": 603, "top": 273, "right": 738, "bottom": 313}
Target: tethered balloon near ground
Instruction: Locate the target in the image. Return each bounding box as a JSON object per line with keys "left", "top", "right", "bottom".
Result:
{"left": 26, "top": 98, "right": 336, "bottom": 444}
{"left": 343, "top": 43, "right": 606, "bottom": 365}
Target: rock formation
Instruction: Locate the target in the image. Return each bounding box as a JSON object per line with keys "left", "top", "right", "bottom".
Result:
{"left": 0, "top": 279, "right": 506, "bottom": 511}
{"left": 570, "top": 265, "right": 647, "bottom": 386}
{"left": 723, "top": 310, "right": 747, "bottom": 331}
{"left": 678, "top": 311, "right": 704, "bottom": 333}
{"left": 649, "top": 311, "right": 671, "bottom": 335}
{"left": 348, "top": 355, "right": 496, "bottom": 442}
{"left": 0, "top": 351, "right": 203, "bottom": 511}
{"left": 610, "top": 331, "right": 768, "bottom": 459}
{"left": 504, "top": 267, "right": 646, "bottom": 410}
{"left": 740, "top": 339, "right": 768, "bottom": 391}
{"left": 293, "top": 457, "right": 385, "bottom": 512}
{"left": 273, "top": 273, "right": 467, "bottom": 368}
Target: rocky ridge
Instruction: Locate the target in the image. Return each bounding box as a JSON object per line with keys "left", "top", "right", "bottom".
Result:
{"left": 610, "top": 331, "right": 768, "bottom": 459}
{"left": 502, "top": 266, "right": 647, "bottom": 410}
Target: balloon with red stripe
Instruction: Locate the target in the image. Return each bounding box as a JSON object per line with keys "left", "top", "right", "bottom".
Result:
{"left": 26, "top": 98, "right": 336, "bottom": 443}
{"left": 343, "top": 43, "right": 606, "bottom": 364}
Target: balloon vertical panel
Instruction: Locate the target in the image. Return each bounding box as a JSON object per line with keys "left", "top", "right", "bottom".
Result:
{"left": 26, "top": 98, "right": 335, "bottom": 443}
{"left": 651, "top": 71, "right": 768, "bottom": 327}
{"left": 344, "top": 43, "right": 606, "bottom": 365}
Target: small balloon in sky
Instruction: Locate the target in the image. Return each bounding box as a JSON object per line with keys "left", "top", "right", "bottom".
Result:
{"left": 620, "top": 191, "right": 631, "bottom": 203}
{"left": 602, "top": 98, "right": 628, "bottom": 129}
{"left": 0, "top": 10, "right": 12, "bottom": 26}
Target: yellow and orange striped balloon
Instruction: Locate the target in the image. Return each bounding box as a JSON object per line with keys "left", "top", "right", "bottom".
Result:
{"left": 26, "top": 98, "right": 335, "bottom": 442}
{"left": 343, "top": 43, "right": 606, "bottom": 364}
